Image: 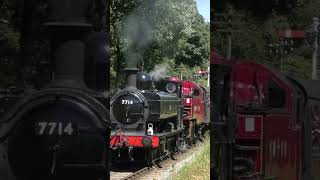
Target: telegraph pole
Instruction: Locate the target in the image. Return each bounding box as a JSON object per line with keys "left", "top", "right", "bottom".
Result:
{"left": 226, "top": 8, "right": 233, "bottom": 60}
{"left": 312, "top": 17, "right": 319, "bottom": 80}
{"left": 280, "top": 40, "right": 284, "bottom": 72}
{"left": 212, "top": 7, "right": 242, "bottom": 61}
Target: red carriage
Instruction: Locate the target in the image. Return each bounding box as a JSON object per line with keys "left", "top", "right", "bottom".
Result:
{"left": 212, "top": 49, "right": 320, "bottom": 180}
{"left": 162, "top": 76, "right": 209, "bottom": 143}
{"left": 181, "top": 80, "right": 209, "bottom": 141}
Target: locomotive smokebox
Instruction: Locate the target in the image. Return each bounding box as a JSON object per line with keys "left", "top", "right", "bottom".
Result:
{"left": 46, "top": 0, "right": 92, "bottom": 27}
{"left": 125, "top": 67, "right": 139, "bottom": 89}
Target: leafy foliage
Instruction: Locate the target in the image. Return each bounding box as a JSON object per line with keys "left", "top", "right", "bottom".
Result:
{"left": 0, "top": 1, "right": 209, "bottom": 89}
{"left": 212, "top": 0, "right": 320, "bottom": 79}
{"left": 0, "top": 0, "right": 109, "bottom": 88}
{"left": 111, "top": 0, "right": 209, "bottom": 89}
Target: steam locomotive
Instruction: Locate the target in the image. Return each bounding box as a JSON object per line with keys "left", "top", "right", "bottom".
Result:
{"left": 110, "top": 66, "right": 210, "bottom": 166}
{"left": 110, "top": 69, "right": 186, "bottom": 165}
{"left": 0, "top": 0, "right": 111, "bottom": 180}
{"left": 212, "top": 50, "right": 320, "bottom": 180}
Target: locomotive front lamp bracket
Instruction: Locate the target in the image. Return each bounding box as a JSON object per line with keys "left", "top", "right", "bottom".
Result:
{"left": 147, "top": 123, "right": 154, "bottom": 136}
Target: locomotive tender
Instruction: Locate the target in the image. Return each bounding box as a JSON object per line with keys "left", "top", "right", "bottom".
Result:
{"left": 212, "top": 50, "right": 320, "bottom": 180}
{"left": 0, "top": 0, "right": 111, "bottom": 179}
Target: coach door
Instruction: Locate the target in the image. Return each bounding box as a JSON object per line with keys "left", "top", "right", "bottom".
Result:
{"left": 264, "top": 79, "right": 300, "bottom": 180}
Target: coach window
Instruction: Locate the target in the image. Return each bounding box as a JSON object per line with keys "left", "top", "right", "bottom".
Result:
{"left": 193, "top": 88, "right": 200, "bottom": 96}
{"left": 267, "top": 79, "right": 286, "bottom": 108}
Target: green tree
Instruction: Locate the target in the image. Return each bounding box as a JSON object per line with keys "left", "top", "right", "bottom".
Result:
{"left": 0, "top": 0, "right": 109, "bottom": 88}
{"left": 212, "top": 1, "right": 319, "bottom": 79}
{"left": 111, "top": 0, "right": 209, "bottom": 89}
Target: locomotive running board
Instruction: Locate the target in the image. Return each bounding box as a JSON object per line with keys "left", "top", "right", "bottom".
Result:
{"left": 156, "top": 129, "right": 184, "bottom": 138}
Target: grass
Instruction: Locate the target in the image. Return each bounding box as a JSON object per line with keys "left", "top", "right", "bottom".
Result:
{"left": 176, "top": 138, "right": 210, "bottom": 180}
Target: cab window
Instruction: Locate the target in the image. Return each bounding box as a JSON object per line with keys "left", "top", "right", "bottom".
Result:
{"left": 193, "top": 88, "right": 200, "bottom": 96}
{"left": 267, "top": 79, "right": 286, "bottom": 108}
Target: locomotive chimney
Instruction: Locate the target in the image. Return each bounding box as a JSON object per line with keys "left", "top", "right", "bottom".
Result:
{"left": 43, "top": 0, "right": 93, "bottom": 88}
{"left": 125, "top": 67, "right": 139, "bottom": 89}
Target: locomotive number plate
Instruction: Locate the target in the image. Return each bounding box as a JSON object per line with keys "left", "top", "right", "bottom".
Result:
{"left": 35, "top": 122, "right": 74, "bottom": 136}
{"left": 121, "top": 100, "right": 133, "bottom": 104}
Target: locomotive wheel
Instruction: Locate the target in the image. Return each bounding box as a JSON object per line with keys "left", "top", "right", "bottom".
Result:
{"left": 192, "top": 135, "right": 198, "bottom": 144}
{"left": 176, "top": 137, "right": 187, "bottom": 152}
{"left": 197, "top": 125, "right": 204, "bottom": 142}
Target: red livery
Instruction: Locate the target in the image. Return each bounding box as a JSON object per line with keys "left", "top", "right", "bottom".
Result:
{"left": 110, "top": 132, "right": 160, "bottom": 149}
{"left": 164, "top": 77, "right": 209, "bottom": 142}
{"left": 181, "top": 80, "right": 209, "bottom": 141}
{"left": 212, "top": 50, "right": 320, "bottom": 180}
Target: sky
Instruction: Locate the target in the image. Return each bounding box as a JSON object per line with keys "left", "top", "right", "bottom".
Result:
{"left": 196, "top": 0, "right": 210, "bottom": 22}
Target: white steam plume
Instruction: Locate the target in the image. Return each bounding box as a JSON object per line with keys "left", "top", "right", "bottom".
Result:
{"left": 149, "top": 64, "right": 168, "bottom": 81}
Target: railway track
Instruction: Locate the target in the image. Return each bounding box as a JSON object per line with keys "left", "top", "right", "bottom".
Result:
{"left": 110, "top": 166, "right": 150, "bottom": 180}
{"left": 110, "top": 140, "right": 206, "bottom": 180}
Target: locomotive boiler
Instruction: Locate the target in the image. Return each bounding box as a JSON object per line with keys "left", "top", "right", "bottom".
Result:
{"left": 110, "top": 69, "right": 186, "bottom": 165}
{"left": 111, "top": 71, "right": 180, "bottom": 126}
{"left": 0, "top": 1, "right": 111, "bottom": 180}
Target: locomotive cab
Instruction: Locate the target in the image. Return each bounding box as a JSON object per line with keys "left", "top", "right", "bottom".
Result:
{"left": 154, "top": 76, "right": 182, "bottom": 97}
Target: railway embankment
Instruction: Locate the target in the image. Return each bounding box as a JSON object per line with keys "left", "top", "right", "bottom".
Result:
{"left": 175, "top": 138, "right": 210, "bottom": 180}
{"left": 141, "top": 138, "right": 209, "bottom": 180}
